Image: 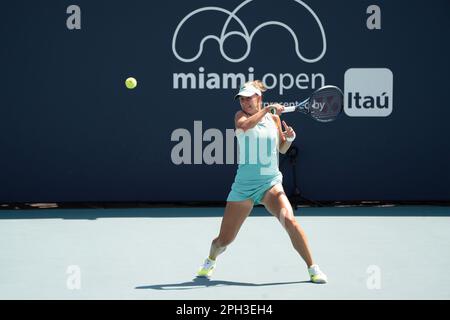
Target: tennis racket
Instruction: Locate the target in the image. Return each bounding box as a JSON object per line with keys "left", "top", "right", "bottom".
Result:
{"left": 270, "top": 85, "right": 343, "bottom": 123}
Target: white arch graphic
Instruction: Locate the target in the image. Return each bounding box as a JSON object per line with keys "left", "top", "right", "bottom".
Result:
{"left": 172, "top": 0, "right": 327, "bottom": 63}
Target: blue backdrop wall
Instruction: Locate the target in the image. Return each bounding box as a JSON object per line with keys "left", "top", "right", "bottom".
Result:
{"left": 1, "top": 0, "right": 449, "bottom": 202}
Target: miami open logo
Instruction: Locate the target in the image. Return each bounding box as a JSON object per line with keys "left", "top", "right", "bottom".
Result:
{"left": 172, "top": 0, "right": 327, "bottom": 63}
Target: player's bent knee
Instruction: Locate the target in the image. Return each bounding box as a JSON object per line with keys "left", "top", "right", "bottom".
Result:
{"left": 278, "top": 207, "right": 294, "bottom": 222}
{"left": 280, "top": 215, "right": 298, "bottom": 231}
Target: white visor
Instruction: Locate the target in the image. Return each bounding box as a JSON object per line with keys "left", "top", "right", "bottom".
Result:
{"left": 234, "top": 84, "right": 262, "bottom": 100}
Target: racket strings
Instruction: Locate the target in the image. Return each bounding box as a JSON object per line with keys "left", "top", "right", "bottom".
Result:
{"left": 310, "top": 89, "right": 343, "bottom": 122}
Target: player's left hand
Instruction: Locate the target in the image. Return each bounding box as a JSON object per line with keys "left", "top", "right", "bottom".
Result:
{"left": 282, "top": 120, "right": 295, "bottom": 139}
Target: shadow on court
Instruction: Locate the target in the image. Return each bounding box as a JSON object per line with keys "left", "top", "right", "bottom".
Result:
{"left": 135, "top": 276, "right": 312, "bottom": 291}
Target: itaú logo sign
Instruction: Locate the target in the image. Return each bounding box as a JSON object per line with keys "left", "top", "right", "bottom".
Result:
{"left": 171, "top": 0, "right": 327, "bottom": 63}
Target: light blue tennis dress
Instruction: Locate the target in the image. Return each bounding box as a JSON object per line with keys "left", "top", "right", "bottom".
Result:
{"left": 227, "top": 112, "right": 283, "bottom": 205}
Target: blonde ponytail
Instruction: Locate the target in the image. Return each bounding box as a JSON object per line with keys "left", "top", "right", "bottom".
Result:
{"left": 244, "top": 80, "right": 267, "bottom": 93}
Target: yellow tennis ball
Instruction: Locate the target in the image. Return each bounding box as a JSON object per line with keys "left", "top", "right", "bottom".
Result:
{"left": 125, "top": 77, "right": 137, "bottom": 89}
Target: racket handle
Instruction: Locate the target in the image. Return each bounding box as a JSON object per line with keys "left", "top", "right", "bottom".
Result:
{"left": 283, "top": 106, "right": 296, "bottom": 113}
{"left": 267, "top": 106, "right": 296, "bottom": 114}
{"left": 267, "top": 106, "right": 276, "bottom": 114}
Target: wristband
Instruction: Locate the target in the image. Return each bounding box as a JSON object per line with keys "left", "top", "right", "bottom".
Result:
{"left": 286, "top": 131, "right": 296, "bottom": 142}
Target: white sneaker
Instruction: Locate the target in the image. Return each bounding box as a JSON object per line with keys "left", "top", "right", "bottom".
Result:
{"left": 197, "top": 258, "right": 216, "bottom": 277}
{"left": 308, "top": 264, "right": 328, "bottom": 284}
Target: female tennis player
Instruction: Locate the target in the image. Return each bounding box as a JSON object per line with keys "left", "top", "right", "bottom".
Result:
{"left": 197, "top": 81, "right": 327, "bottom": 284}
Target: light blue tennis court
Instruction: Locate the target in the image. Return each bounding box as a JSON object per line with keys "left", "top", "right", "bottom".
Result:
{"left": 1, "top": 205, "right": 448, "bottom": 300}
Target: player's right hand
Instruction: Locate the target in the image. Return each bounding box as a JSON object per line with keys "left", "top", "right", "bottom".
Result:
{"left": 267, "top": 103, "right": 284, "bottom": 116}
